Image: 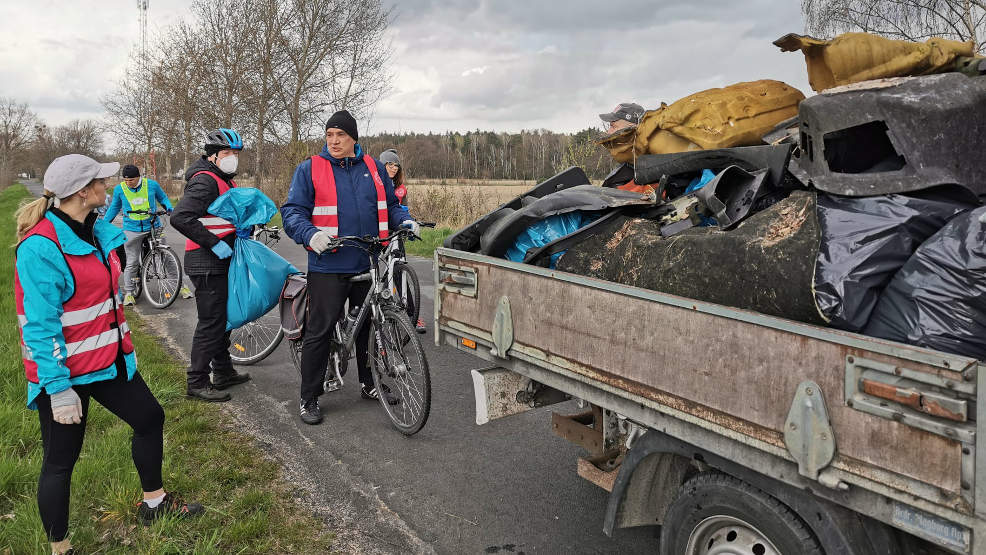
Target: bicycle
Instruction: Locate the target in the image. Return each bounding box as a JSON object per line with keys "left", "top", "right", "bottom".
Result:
{"left": 126, "top": 209, "right": 183, "bottom": 309}
{"left": 287, "top": 226, "right": 432, "bottom": 435}
{"left": 386, "top": 225, "right": 431, "bottom": 334}
{"left": 228, "top": 224, "right": 286, "bottom": 365}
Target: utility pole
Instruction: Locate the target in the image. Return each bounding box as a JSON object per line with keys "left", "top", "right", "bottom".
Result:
{"left": 136, "top": 0, "right": 156, "bottom": 177}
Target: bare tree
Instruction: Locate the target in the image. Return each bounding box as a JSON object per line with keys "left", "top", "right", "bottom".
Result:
{"left": 0, "top": 98, "right": 37, "bottom": 186}
{"left": 54, "top": 120, "right": 103, "bottom": 157}
{"left": 803, "top": 0, "right": 986, "bottom": 51}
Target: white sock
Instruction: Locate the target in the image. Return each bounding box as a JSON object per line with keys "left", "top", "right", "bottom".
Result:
{"left": 144, "top": 493, "right": 166, "bottom": 508}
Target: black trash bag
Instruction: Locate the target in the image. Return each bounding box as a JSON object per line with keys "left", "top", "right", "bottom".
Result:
{"left": 443, "top": 166, "right": 589, "bottom": 252}
{"left": 814, "top": 186, "right": 978, "bottom": 332}
{"left": 865, "top": 206, "right": 986, "bottom": 359}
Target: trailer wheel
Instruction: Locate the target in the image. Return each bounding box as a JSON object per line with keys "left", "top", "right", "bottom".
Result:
{"left": 661, "top": 472, "right": 823, "bottom": 555}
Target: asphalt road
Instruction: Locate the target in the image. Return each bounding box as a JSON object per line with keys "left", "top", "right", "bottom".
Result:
{"left": 63, "top": 185, "right": 658, "bottom": 554}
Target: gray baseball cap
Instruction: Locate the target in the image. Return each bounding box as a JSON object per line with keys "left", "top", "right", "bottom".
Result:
{"left": 599, "top": 102, "right": 645, "bottom": 124}
{"left": 379, "top": 148, "right": 401, "bottom": 166}
{"left": 43, "top": 154, "right": 119, "bottom": 199}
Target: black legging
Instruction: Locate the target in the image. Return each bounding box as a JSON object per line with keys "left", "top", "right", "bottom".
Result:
{"left": 34, "top": 370, "right": 164, "bottom": 542}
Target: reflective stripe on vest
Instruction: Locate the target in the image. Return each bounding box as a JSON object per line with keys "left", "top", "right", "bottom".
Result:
{"left": 15, "top": 218, "right": 134, "bottom": 384}
{"left": 184, "top": 170, "right": 236, "bottom": 251}
{"left": 310, "top": 154, "right": 389, "bottom": 248}
{"left": 120, "top": 178, "right": 150, "bottom": 220}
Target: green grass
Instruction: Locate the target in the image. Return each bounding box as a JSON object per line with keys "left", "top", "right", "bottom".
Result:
{"left": 404, "top": 227, "right": 454, "bottom": 258}
{"left": 0, "top": 184, "right": 330, "bottom": 553}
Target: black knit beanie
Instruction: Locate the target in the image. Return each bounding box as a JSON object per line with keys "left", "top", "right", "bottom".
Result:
{"left": 122, "top": 164, "right": 140, "bottom": 178}
{"left": 325, "top": 110, "right": 358, "bottom": 141}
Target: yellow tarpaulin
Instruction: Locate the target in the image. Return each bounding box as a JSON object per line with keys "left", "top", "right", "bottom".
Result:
{"left": 774, "top": 32, "right": 976, "bottom": 92}
{"left": 599, "top": 79, "right": 804, "bottom": 163}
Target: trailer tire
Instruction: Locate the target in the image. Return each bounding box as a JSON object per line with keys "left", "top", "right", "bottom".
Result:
{"left": 661, "top": 472, "right": 823, "bottom": 555}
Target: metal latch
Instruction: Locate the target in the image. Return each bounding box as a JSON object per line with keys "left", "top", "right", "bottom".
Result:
{"left": 490, "top": 296, "right": 513, "bottom": 358}
{"left": 437, "top": 264, "right": 477, "bottom": 297}
{"left": 845, "top": 356, "right": 975, "bottom": 444}
{"left": 784, "top": 381, "right": 836, "bottom": 481}
{"left": 860, "top": 379, "right": 967, "bottom": 422}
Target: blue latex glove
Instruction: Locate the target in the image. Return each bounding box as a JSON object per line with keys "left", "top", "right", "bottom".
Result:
{"left": 211, "top": 241, "right": 233, "bottom": 259}
{"left": 236, "top": 228, "right": 251, "bottom": 239}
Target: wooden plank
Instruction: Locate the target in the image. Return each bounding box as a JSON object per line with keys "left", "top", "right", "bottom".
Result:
{"left": 439, "top": 257, "right": 963, "bottom": 495}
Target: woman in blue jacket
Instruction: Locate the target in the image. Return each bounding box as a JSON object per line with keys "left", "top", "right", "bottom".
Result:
{"left": 15, "top": 155, "right": 202, "bottom": 555}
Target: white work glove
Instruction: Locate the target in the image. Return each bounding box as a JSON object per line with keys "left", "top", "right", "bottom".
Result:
{"left": 50, "top": 387, "right": 83, "bottom": 425}
{"left": 309, "top": 230, "right": 333, "bottom": 254}
{"left": 400, "top": 220, "right": 420, "bottom": 239}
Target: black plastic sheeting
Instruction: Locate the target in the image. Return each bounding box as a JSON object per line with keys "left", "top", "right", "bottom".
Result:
{"left": 813, "top": 186, "right": 978, "bottom": 332}
{"left": 634, "top": 144, "right": 792, "bottom": 189}
{"left": 479, "top": 185, "right": 656, "bottom": 257}
{"left": 443, "top": 166, "right": 589, "bottom": 252}
{"left": 865, "top": 206, "right": 986, "bottom": 360}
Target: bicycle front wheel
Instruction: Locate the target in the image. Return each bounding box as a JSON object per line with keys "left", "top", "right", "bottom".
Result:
{"left": 394, "top": 262, "right": 421, "bottom": 327}
{"left": 141, "top": 248, "right": 182, "bottom": 308}
{"left": 229, "top": 305, "right": 284, "bottom": 365}
{"left": 369, "top": 307, "right": 431, "bottom": 435}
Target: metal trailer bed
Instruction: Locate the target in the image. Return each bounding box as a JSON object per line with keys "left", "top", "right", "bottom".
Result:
{"left": 434, "top": 247, "right": 986, "bottom": 554}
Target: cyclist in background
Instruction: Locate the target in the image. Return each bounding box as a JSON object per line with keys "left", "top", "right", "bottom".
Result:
{"left": 377, "top": 148, "right": 425, "bottom": 333}
{"left": 171, "top": 129, "right": 252, "bottom": 402}
{"left": 102, "top": 164, "right": 192, "bottom": 305}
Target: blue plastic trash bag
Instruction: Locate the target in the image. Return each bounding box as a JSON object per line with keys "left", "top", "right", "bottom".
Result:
{"left": 685, "top": 169, "right": 716, "bottom": 193}
{"left": 208, "top": 189, "right": 299, "bottom": 330}
{"left": 506, "top": 212, "right": 592, "bottom": 268}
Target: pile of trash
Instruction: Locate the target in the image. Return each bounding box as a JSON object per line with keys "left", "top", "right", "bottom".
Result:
{"left": 444, "top": 31, "right": 986, "bottom": 361}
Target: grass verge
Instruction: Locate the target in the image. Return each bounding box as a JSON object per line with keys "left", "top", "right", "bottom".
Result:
{"left": 404, "top": 227, "right": 454, "bottom": 258}
{"left": 0, "top": 184, "right": 330, "bottom": 553}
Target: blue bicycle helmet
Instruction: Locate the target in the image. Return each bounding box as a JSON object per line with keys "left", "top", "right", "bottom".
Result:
{"left": 204, "top": 128, "right": 244, "bottom": 154}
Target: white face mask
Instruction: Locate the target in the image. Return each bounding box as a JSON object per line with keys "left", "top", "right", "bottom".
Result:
{"left": 217, "top": 154, "right": 238, "bottom": 174}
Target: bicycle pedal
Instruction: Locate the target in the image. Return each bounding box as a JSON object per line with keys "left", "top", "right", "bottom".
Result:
{"left": 324, "top": 379, "right": 342, "bottom": 392}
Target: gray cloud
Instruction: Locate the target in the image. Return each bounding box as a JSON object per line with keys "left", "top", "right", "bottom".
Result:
{"left": 372, "top": 0, "right": 811, "bottom": 133}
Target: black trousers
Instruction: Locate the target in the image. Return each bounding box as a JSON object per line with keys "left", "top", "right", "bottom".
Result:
{"left": 300, "top": 272, "right": 371, "bottom": 402}
{"left": 35, "top": 370, "right": 165, "bottom": 542}
{"left": 187, "top": 273, "right": 234, "bottom": 389}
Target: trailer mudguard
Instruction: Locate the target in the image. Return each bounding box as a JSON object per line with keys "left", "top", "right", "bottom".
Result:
{"left": 604, "top": 430, "right": 899, "bottom": 554}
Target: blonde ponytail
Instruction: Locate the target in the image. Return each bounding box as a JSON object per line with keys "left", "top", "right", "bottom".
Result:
{"left": 15, "top": 191, "right": 54, "bottom": 242}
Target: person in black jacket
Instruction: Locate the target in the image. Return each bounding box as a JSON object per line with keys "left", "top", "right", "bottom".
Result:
{"left": 170, "top": 129, "right": 252, "bottom": 402}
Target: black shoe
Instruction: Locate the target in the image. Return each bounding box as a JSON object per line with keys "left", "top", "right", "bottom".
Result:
{"left": 137, "top": 492, "right": 204, "bottom": 525}
{"left": 212, "top": 371, "right": 251, "bottom": 390}
{"left": 186, "top": 386, "right": 231, "bottom": 402}
{"left": 361, "top": 383, "right": 400, "bottom": 405}
{"left": 300, "top": 398, "right": 322, "bottom": 425}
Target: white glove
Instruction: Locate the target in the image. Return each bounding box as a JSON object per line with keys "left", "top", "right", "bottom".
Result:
{"left": 400, "top": 220, "right": 420, "bottom": 238}
{"left": 50, "top": 387, "right": 83, "bottom": 425}
{"left": 309, "top": 230, "right": 333, "bottom": 254}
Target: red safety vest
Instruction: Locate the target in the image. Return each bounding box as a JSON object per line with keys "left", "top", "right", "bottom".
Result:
{"left": 185, "top": 170, "right": 236, "bottom": 251}
{"left": 310, "top": 154, "right": 389, "bottom": 249}
{"left": 15, "top": 218, "right": 134, "bottom": 384}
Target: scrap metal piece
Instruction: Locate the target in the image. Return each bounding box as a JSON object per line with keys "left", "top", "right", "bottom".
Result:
{"left": 490, "top": 295, "right": 513, "bottom": 358}
{"left": 784, "top": 380, "right": 836, "bottom": 480}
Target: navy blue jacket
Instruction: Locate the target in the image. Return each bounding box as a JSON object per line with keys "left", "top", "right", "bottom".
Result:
{"left": 281, "top": 144, "right": 411, "bottom": 274}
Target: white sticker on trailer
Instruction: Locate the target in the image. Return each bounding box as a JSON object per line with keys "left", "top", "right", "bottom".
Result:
{"left": 892, "top": 503, "right": 969, "bottom": 552}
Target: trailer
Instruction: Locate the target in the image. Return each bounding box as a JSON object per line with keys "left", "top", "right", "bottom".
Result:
{"left": 434, "top": 247, "right": 986, "bottom": 554}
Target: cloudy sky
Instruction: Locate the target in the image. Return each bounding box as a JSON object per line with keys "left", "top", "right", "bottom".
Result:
{"left": 0, "top": 0, "right": 811, "bottom": 137}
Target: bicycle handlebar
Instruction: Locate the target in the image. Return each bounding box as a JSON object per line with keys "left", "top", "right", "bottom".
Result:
{"left": 127, "top": 209, "right": 169, "bottom": 216}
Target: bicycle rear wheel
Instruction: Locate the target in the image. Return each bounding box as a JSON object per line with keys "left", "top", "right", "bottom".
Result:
{"left": 369, "top": 307, "right": 431, "bottom": 435}
{"left": 229, "top": 306, "right": 284, "bottom": 364}
{"left": 141, "top": 247, "right": 182, "bottom": 308}
{"left": 394, "top": 262, "right": 421, "bottom": 327}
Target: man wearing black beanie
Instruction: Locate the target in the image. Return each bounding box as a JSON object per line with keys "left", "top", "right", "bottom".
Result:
{"left": 281, "top": 110, "right": 420, "bottom": 425}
